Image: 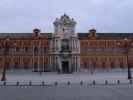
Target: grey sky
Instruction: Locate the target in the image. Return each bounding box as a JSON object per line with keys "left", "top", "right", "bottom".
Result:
{"left": 0, "top": 0, "right": 133, "bottom": 33}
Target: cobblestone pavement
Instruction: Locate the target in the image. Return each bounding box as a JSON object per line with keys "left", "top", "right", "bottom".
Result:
{"left": 0, "top": 84, "right": 133, "bottom": 100}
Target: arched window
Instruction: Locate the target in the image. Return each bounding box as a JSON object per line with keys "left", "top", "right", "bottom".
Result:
{"left": 111, "top": 62, "right": 115, "bottom": 69}
{"left": 0, "top": 45, "right": 2, "bottom": 50}
{"left": 25, "top": 47, "right": 28, "bottom": 52}
{"left": 0, "top": 58, "right": 2, "bottom": 69}
{"left": 102, "top": 62, "right": 106, "bottom": 69}
{"left": 34, "top": 46, "right": 38, "bottom": 52}
{"left": 16, "top": 47, "right": 20, "bottom": 52}
{"left": 61, "top": 39, "right": 69, "bottom": 51}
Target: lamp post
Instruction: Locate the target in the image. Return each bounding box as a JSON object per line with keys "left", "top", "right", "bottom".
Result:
{"left": 124, "top": 38, "right": 132, "bottom": 80}
{"left": 1, "top": 38, "right": 10, "bottom": 81}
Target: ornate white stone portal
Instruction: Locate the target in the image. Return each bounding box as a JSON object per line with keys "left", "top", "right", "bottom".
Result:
{"left": 50, "top": 14, "right": 80, "bottom": 73}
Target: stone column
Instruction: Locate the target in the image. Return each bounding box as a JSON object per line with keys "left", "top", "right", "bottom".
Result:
{"left": 74, "top": 40, "right": 75, "bottom": 51}
{"left": 72, "top": 39, "right": 74, "bottom": 51}
{"left": 71, "top": 39, "right": 73, "bottom": 51}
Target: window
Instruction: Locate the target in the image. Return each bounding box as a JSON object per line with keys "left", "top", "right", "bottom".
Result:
{"left": 34, "top": 46, "right": 38, "bottom": 52}
{"left": 16, "top": 47, "right": 20, "bottom": 52}
{"left": 102, "top": 62, "right": 106, "bottom": 69}
{"left": 61, "top": 39, "right": 69, "bottom": 51}
{"left": 43, "top": 47, "right": 47, "bottom": 53}
{"left": 63, "top": 28, "right": 65, "bottom": 32}
{"left": 0, "top": 46, "right": 2, "bottom": 50}
{"left": 111, "top": 62, "right": 115, "bottom": 69}
{"left": 25, "top": 47, "right": 28, "bottom": 52}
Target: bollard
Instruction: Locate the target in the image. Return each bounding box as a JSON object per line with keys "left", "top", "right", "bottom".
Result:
{"left": 16, "top": 81, "right": 19, "bottom": 86}
{"left": 92, "top": 80, "right": 96, "bottom": 85}
{"left": 3, "top": 81, "right": 6, "bottom": 86}
{"left": 80, "top": 81, "right": 83, "bottom": 86}
{"left": 67, "top": 81, "right": 70, "bottom": 86}
{"left": 42, "top": 81, "right": 45, "bottom": 86}
{"left": 105, "top": 80, "right": 108, "bottom": 85}
{"left": 129, "top": 80, "right": 132, "bottom": 84}
{"left": 54, "top": 82, "right": 58, "bottom": 86}
{"left": 117, "top": 80, "right": 120, "bottom": 84}
{"left": 29, "top": 81, "right": 32, "bottom": 86}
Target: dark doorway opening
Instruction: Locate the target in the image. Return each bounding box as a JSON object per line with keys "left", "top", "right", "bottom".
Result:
{"left": 34, "top": 63, "right": 38, "bottom": 72}
{"left": 62, "top": 61, "right": 69, "bottom": 73}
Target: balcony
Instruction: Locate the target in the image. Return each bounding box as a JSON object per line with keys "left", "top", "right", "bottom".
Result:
{"left": 60, "top": 46, "right": 71, "bottom": 53}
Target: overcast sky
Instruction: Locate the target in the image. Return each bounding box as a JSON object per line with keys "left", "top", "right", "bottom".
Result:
{"left": 0, "top": 0, "right": 133, "bottom": 33}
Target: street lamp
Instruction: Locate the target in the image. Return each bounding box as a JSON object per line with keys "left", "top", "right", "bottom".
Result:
{"left": 1, "top": 37, "right": 10, "bottom": 81}
{"left": 124, "top": 38, "right": 132, "bottom": 80}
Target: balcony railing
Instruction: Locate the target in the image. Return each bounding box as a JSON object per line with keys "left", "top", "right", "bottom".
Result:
{"left": 60, "top": 46, "right": 71, "bottom": 53}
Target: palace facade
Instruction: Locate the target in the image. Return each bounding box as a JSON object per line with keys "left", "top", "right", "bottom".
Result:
{"left": 0, "top": 14, "right": 133, "bottom": 73}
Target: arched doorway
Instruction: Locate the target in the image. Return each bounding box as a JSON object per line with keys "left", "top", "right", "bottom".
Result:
{"left": 34, "top": 62, "right": 38, "bottom": 72}
{"left": 62, "top": 61, "right": 69, "bottom": 73}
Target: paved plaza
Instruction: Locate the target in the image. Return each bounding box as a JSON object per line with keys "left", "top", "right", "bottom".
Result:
{"left": 0, "top": 70, "right": 133, "bottom": 100}
{"left": 1, "top": 70, "right": 133, "bottom": 84}
{"left": 0, "top": 84, "right": 133, "bottom": 100}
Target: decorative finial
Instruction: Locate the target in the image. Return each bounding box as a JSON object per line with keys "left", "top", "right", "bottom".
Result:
{"left": 33, "top": 28, "right": 41, "bottom": 37}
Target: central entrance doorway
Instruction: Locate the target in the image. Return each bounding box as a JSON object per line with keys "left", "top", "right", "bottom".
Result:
{"left": 62, "top": 61, "right": 69, "bottom": 73}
